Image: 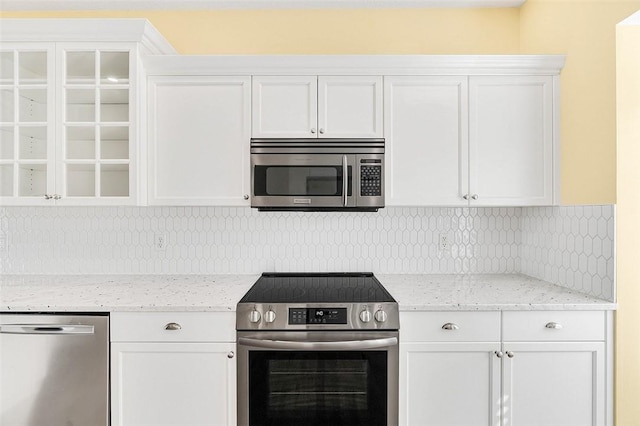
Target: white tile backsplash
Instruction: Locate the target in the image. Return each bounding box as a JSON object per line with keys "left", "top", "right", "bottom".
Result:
{"left": 520, "top": 205, "right": 615, "bottom": 301}
{"left": 0, "top": 205, "right": 615, "bottom": 302}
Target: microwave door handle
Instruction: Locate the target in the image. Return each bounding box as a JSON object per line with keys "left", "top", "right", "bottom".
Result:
{"left": 342, "top": 155, "right": 348, "bottom": 207}
{"left": 238, "top": 336, "right": 397, "bottom": 351}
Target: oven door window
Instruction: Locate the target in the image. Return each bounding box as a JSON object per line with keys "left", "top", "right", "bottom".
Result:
{"left": 249, "top": 351, "right": 386, "bottom": 426}
{"left": 254, "top": 166, "right": 352, "bottom": 197}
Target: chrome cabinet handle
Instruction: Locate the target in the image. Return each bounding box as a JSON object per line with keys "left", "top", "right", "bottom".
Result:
{"left": 227, "top": 351, "right": 235, "bottom": 359}
{"left": 310, "top": 128, "right": 316, "bottom": 134}
{"left": 442, "top": 323, "right": 460, "bottom": 331}
{"left": 506, "top": 351, "right": 515, "bottom": 358}
{"left": 471, "top": 194, "right": 478, "bottom": 200}
{"left": 164, "top": 322, "right": 181, "bottom": 331}
{"left": 319, "top": 128, "right": 325, "bottom": 134}
{"left": 463, "top": 194, "right": 469, "bottom": 200}
{"left": 243, "top": 194, "right": 249, "bottom": 200}
{"left": 44, "top": 194, "right": 53, "bottom": 200}
{"left": 238, "top": 336, "right": 397, "bottom": 351}
{"left": 495, "top": 351, "right": 504, "bottom": 358}
{"left": 0, "top": 324, "right": 94, "bottom": 335}
{"left": 545, "top": 322, "right": 563, "bottom": 329}
{"left": 342, "top": 155, "right": 348, "bottom": 207}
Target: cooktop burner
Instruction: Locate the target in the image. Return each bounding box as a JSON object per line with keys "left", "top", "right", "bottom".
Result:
{"left": 239, "top": 272, "right": 395, "bottom": 304}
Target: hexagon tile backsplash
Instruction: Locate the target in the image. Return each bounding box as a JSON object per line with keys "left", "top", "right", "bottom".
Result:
{"left": 0, "top": 205, "right": 615, "bottom": 301}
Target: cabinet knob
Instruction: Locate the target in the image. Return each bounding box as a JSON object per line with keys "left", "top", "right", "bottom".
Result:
{"left": 441, "top": 323, "right": 460, "bottom": 331}
{"left": 53, "top": 194, "right": 61, "bottom": 200}
{"left": 164, "top": 322, "right": 182, "bottom": 331}
{"left": 227, "top": 351, "right": 235, "bottom": 359}
{"left": 319, "top": 128, "right": 325, "bottom": 134}
{"left": 495, "top": 351, "right": 504, "bottom": 358}
{"left": 471, "top": 194, "right": 479, "bottom": 200}
{"left": 243, "top": 194, "right": 249, "bottom": 200}
{"left": 545, "top": 322, "right": 563, "bottom": 329}
{"left": 44, "top": 194, "right": 53, "bottom": 200}
{"left": 310, "top": 128, "right": 316, "bottom": 134}
{"left": 506, "top": 351, "right": 515, "bottom": 358}
{"left": 463, "top": 194, "right": 469, "bottom": 200}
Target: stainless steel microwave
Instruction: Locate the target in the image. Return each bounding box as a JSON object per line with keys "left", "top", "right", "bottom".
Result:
{"left": 250, "top": 139, "right": 384, "bottom": 211}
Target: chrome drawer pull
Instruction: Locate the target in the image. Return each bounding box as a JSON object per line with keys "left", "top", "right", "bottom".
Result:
{"left": 442, "top": 323, "right": 460, "bottom": 331}
{"left": 164, "top": 322, "right": 182, "bottom": 331}
{"left": 545, "top": 322, "right": 563, "bottom": 329}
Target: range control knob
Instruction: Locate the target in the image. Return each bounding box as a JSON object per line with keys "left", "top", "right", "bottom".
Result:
{"left": 264, "top": 309, "right": 276, "bottom": 324}
{"left": 374, "top": 309, "right": 388, "bottom": 323}
{"left": 360, "top": 309, "right": 372, "bottom": 323}
{"left": 249, "top": 309, "right": 261, "bottom": 324}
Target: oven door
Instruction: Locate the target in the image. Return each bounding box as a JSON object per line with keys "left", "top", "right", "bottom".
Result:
{"left": 237, "top": 331, "right": 398, "bottom": 426}
{"left": 251, "top": 153, "right": 356, "bottom": 209}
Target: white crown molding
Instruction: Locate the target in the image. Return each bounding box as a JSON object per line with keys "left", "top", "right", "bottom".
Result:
{"left": 0, "top": 0, "right": 526, "bottom": 10}
{"left": 143, "top": 55, "right": 566, "bottom": 76}
{"left": 0, "top": 19, "right": 176, "bottom": 54}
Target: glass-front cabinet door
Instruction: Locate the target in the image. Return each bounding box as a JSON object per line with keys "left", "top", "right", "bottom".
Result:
{"left": 0, "top": 43, "right": 135, "bottom": 205}
{"left": 0, "top": 46, "right": 55, "bottom": 205}
{"left": 60, "top": 46, "right": 134, "bottom": 203}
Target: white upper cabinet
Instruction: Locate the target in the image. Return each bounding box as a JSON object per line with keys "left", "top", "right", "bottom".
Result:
{"left": 385, "top": 76, "right": 468, "bottom": 206}
{"left": 252, "top": 76, "right": 317, "bottom": 138}
{"left": 0, "top": 19, "right": 175, "bottom": 206}
{"left": 386, "top": 73, "right": 557, "bottom": 207}
{"left": 0, "top": 45, "right": 55, "bottom": 205}
{"left": 252, "top": 75, "right": 383, "bottom": 139}
{"left": 148, "top": 76, "right": 251, "bottom": 206}
{"left": 318, "top": 76, "right": 383, "bottom": 138}
{"left": 469, "top": 75, "right": 554, "bottom": 206}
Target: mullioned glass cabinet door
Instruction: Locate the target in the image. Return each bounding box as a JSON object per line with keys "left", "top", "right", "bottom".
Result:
{"left": 60, "top": 47, "right": 133, "bottom": 203}
{"left": 0, "top": 46, "right": 55, "bottom": 205}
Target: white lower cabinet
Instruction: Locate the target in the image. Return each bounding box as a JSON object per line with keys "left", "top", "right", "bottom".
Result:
{"left": 400, "top": 342, "right": 501, "bottom": 425}
{"left": 400, "top": 311, "right": 609, "bottom": 426}
{"left": 110, "top": 312, "right": 236, "bottom": 426}
{"left": 502, "top": 342, "right": 605, "bottom": 426}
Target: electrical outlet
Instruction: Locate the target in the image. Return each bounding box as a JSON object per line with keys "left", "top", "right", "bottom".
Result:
{"left": 439, "top": 233, "right": 449, "bottom": 251}
{"left": 155, "top": 234, "right": 167, "bottom": 251}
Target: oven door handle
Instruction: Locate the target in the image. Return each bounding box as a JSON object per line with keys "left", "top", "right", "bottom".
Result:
{"left": 238, "top": 336, "right": 397, "bottom": 351}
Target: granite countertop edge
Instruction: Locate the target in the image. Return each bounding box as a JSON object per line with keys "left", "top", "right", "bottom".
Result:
{"left": 0, "top": 273, "right": 617, "bottom": 313}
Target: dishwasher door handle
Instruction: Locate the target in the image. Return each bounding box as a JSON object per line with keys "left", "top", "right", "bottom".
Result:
{"left": 238, "top": 336, "right": 397, "bottom": 351}
{"left": 0, "top": 324, "right": 95, "bottom": 335}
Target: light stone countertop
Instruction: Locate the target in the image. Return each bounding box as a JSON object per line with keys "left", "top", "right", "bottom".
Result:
{"left": 378, "top": 274, "right": 616, "bottom": 311}
{"left": 0, "top": 273, "right": 616, "bottom": 312}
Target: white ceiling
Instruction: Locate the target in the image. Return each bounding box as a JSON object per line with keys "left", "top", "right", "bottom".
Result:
{"left": 0, "top": 0, "right": 526, "bottom": 11}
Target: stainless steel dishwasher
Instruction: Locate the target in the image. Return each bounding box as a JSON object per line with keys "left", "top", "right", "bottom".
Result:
{"left": 0, "top": 313, "right": 109, "bottom": 426}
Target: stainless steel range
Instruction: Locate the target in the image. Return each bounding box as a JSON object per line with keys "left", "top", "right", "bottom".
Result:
{"left": 236, "top": 272, "right": 399, "bottom": 426}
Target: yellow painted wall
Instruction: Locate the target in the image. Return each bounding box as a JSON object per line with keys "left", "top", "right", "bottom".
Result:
{"left": 520, "top": 0, "right": 640, "bottom": 206}
{"left": 0, "top": 9, "right": 520, "bottom": 54}
{"left": 616, "top": 18, "right": 640, "bottom": 426}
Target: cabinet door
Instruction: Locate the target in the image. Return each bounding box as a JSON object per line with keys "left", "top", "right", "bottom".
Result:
{"left": 384, "top": 76, "right": 468, "bottom": 206}
{"left": 0, "top": 44, "right": 55, "bottom": 205}
{"left": 148, "top": 76, "right": 251, "bottom": 206}
{"left": 111, "top": 342, "right": 236, "bottom": 426}
{"left": 57, "top": 44, "right": 137, "bottom": 205}
{"left": 502, "top": 342, "right": 605, "bottom": 426}
{"left": 252, "top": 76, "right": 317, "bottom": 138}
{"left": 400, "top": 342, "right": 501, "bottom": 426}
{"left": 318, "top": 76, "right": 382, "bottom": 138}
{"left": 469, "top": 76, "right": 554, "bottom": 206}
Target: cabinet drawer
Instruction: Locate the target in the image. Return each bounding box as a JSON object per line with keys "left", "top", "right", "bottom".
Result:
{"left": 400, "top": 311, "right": 500, "bottom": 342}
{"left": 111, "top": 312, "right": 235, "bottom": 342}
{"left": 503, "top": 311, "right": 605, "bottom": 341}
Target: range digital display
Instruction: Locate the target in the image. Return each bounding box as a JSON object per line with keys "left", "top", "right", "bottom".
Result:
{"left": 289, "top": 308, "right": 348, "bottom": 325}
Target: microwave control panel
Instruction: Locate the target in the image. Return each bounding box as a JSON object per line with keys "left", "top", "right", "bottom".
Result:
{"left": 360, "top": 161, "right": 382, "bottom": 197}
